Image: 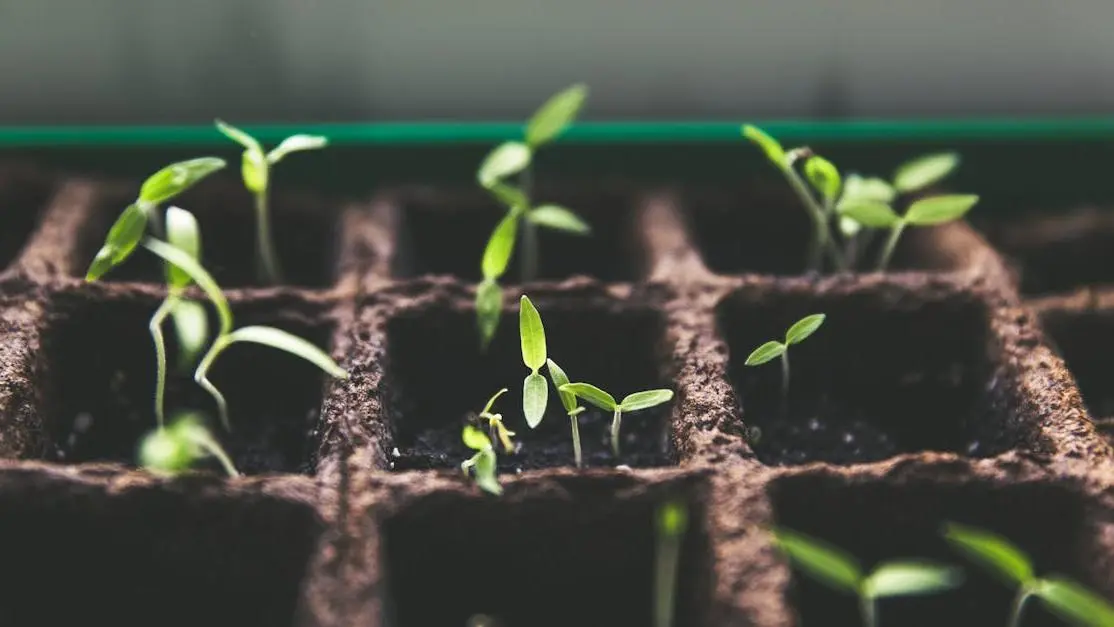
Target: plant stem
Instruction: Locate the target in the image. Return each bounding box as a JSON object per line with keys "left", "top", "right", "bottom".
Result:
{"left": 148, "top": 296, "right": 176, "bottom": 429}
{"left": 654, "top": 521, "right": 682, "bottom": 627}
{"left": 782, "top": 168, "right": 844, "bottom": 273}
{"left": 189, "top": 430, "right": 240, "bottom": 477}
{"left": 876, "top": 222, "right": 907, "bottom": 272}
{"left": 254, "top": 188, "right": 283, "bottom": 285}
{"left": 1008, "top": 587, "right": 1033, "bottom": 627}
{"left": 519, "top": 166, "right": 538, "bottom": 282}
{"left": 570, "top": 413, "right": 582, "bottom": 468}
{"left": 860, "top": 594, "right": 876, "bottom": 627}
{"left": 195, "top": 335, "right": 232, "bottom": 431}
{"left": 611, "top": 408, "right": 623, "bottom": 457}
{"left": 780, "top": 351, "right": 790, "bottom": 400}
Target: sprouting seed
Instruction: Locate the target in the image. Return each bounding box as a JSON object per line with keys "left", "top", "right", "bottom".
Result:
{"left": 558, "top": 382, "right": 674, "bottom": 458}
{"left": 546, "top": 357, "right": 587, "bottom": 467}
{"left": 745, "top": 314, "right": 825, "bottom": 399}
{"left": 519, "top": 295, "right": 549, "bottom": 429}
{"left": 944, "top": 522, "right": 1114, "bottom": 627}
{"left": 476, "top": 388, "right": 515, "bottom": 453}
{"left": 774, "top": 527, "right": 963, "bottom": 627}
{"left": 461, "top": 425, "right": 501, "bottom": 496}
{"left": 655, "top": 499, "right": 689, "bottom": 627}
{"left": 139, "top": 411, "right": 239, "bottom": 478}
{"left": 215, "top": 120, "right": 327, "bottom": 285}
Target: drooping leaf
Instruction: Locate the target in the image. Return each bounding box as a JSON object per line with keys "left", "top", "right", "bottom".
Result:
{"left": 943, "top": 522, "right": 1035, "bottom": 586}
{"left": 473, "top": 449, "right": 502, "bottom": 495}
{"left": 745, "top": 341, "right": 786, "bottom": 366}
{"left": 170, "top": 299, "right": 210, "bottom": 370}
{"left": 527, "top": 205, "right": 590, "bottom": 235}
{"left": 523, "top": 372, "right": 548, "bottom": 428}
{"left": 478, "top": 142, "right": 532, "bottom": 187}
{"left": 904, "top": 195, "right": 979, "bottom": 226}
{"left": 139, "top": 157, "right": 227, "bottom": 206}
{"left": 838, "top": 202, "right": 901, "bottom": 228}
{"left": 475, "top": 279, "right": 503, "bottom": 349}
{"left": 482, "top": 213, "right": 519, "bottom": 280}
{"left": 525, "top": 83, "right": 588, "bottom": 148}
{"left": 141, "top": 238, "right": 232, "bottom": 336}
{"left": 805, "top": 156, "right": 841, "bottom": 201}
{"left": 215, "top": 119, "right": 263, "bottom": 154}
{"left": 559, "top": 382, "right": 617, "bottom": 411}
{"left": 620, "top": 389, "right": 674, "bottom": 412}
{"left": 773, "top": 528, "right": 863, "bottom": 594}
{"left": 519, "top": 295, "right": 547, "bottom": 371}
{"left": 487, "top": 181, "right": 529, "bottom": 211}
{"left": 481, "top": 388, "right": 508, "bottom": 416}
{"left": 657, "top": 500, "right": 689, "bottom": 537}
{"left": 1036, "top": 576, "right": 1114, "bottom": 627}
{"left": 267, "top": 134, "right": 327, "bottom": 164}
{"left": 172, "top": 412, "right": 239, "bottom": 477}
{"left": 742, "top": 125, "right": 787, "bottom": 168}
{"left": 240, "top": 150, "right": 268, "bottom": 194}
{"left": 86, "top": 203, "right": 149, "bottom": 281}
{"left": 863, "top": 562, "right": 964, "bottom": 599}
{"left": 164, "top": 206, "right": 202, "bottom": 289}
{"left": 221, "top": 325, "right": 348, "bottom": 380}
{"left": 841, "top": 174, "right": 896, "bottom": 206}
{"left": 893, "top": 152, "right": 960, "bottom": 194}
{"left": 785, "top": 314, "right": 826, "bottom": 345}
{"left": 546, "top": 358, "right": 578, "bottom": 414}
{"left": 462, "top": 424, "right": 492, "bottom": 451}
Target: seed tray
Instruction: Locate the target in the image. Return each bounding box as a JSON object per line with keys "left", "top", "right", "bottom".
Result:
{"left": 0, "top": 162, "right": 1110, "bottom": 627}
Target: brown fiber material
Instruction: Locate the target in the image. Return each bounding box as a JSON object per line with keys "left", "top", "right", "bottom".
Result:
{"left": 0, "top": 166, "right": 1109, "bottom": 626}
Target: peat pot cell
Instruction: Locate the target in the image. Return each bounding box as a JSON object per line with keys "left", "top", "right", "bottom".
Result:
{"left": 770, "top": 473, "right": 1103, "bottom": 627}
{"left": 384, "top": 302, "right": 674, "bottom": 471}
{"left": 379, "top": 481, "right": 711, "bottom": 627}
{"left": 686, "top": 185, "right": 957, "bottom": 277}
{"left": 0, "top": 481, "right": 320, "bottom": 627}
{"left": 1040, "top": 309, "right": 1114, "bottom": 419}
{"left": 717, "top": 288, "right": 1000, "bottom": 465}
{"left": 979, "top": 208, "right": 1114, "bottom": 296}
{"left": 99, "top": 184, "right": 340, "bottom": 288}
{"left": 0, "top": 167, "right": 55, "bottom": 272}
{"left": 391, "top": 189, "right": 640, "bottom": 282}
{"left": 40, "top": 296, "right": 336, "bottom": 474}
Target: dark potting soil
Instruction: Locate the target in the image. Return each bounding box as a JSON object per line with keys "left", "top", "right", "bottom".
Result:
{"left": 0, "top": 167, "right": 56, "bottom": 273}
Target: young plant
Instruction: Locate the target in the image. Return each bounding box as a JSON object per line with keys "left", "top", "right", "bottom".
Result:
{"left": 461, "top": 424, "right": 501, "bottom": 496}
{"left": 215, "top": 120, "right": 327, "bottom": 285}
{"left": 558, "top": 382, "right": 674, "bottom": 457}
{"left": 519, "top": 295, "right": 550, "bottom": 429}
{"left": 655, "top": 499, "right": 688, "bottom": 627}
{"left": 475, "top": 388, "right": 515, "bottom": 453}
{"left": 546, "top": 357, "right": 587, "bottom": 467}
{"left": 745, "top": 314, "right": 825, "bottom": 399}
{"left": 944, "top": 522, "right": 1114, "bottom": 627}
{"left": 139, "top": 411, "right": 239, "bottom": 477}
{"left": 839, "top": 192, "right": 978, "bottom": 271}
{"left": 774, "top": 527, "right": 963, "bottom": 627}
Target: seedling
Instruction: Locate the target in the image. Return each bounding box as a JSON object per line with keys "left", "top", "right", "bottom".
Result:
{"left": 774, "top": 527, "right": 963, "bottom": 627}
{"left": 474, "top": 85, "right": 591, "bottom": 347}
{"left": 461, "top": 424, "right": 501, "bottom": 496}
{"left": 745, "top": 314, "right": 825, "bottom": 399}
{"left": 475, "top": 388, "right": 516, "bottom": 453}
{"left": 546, "top": 357, "right": 587, "bottom": 467}
{"left": 655, "top": 499, "right": 688, "bottom": 627}
{"left": 558, "top": 382, "right": 674, "bottom": 457}
{"left": 840, "top": 193, "right": 979, "bottom": 271}
{"left": 944, "top": 522, "right": 1114, "bottom": 627}
{"left": 215, "top": 120, "right": 327, "bottom": 285}
{"left": 139, "top": 411, "right": 239, "bottom": 477}
{"left": 519, "top": 295, "right": 550, "bottom": 428}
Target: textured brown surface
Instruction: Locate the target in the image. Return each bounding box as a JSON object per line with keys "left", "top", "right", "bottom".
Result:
{"left": 0, "top": 166, "right": 1110, "bottom": 626}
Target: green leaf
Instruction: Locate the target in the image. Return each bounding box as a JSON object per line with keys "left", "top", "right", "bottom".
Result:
{"left": 893, "top": 152, "right": 960, "bottom": 193}
{"left": 1036, "top": 576, "right": 1114, "bottom": 627}
{"left": 214, "top": 119, "right": 263, "bottom": 154}
{"left": 241, "top": 150, "right": 268, "bottom": 194}
{"left": 475, "top": 279, "right": 503, "bottom": 349}
{"left": 141, "top": 238, "right": 233, "bottom": 336}
{"left": 745, "top": 341, "right": 786, "bottom": 366}
{"left": 620, "top": 389, "right": 674, "bottom": 412}
{"left": 86, "top": 203, "right": 148, "bottom": 281}
{"left": 267, "top": 134, "right": 327, "bottom": 164}
{"left": 222, "top": 326, "right": 348, "bottom": 379}
{"left": 528, "top": 205, "right": 590, "bottom": 235}
{"left": 657, "top": 500, "right": 689, "bottom": 537}
{"left": 546, "top": 358, "right": 578, "bottom": 414}
{"left": 138, "top": 424, "right": 194, "bottom": 475}
{"left": 487, "top": 182, "right": 529, "bottom": 211}
{"left": 478, "top": 142, "right": 532, "bottom": 187}
{"left": 519, "top": 295, "right": 547, "bottom": 371}
{"left": 523, "top": 372, "right": 548, "bottom": 428}
{"left": 525, "top": 83, "right": 588, "bottom": 147}
{"left": 139, "top": 157, "right": 227, "bottom": 205}
{"left": 473, "top": 449, "right": 502, "bottom": 495}
{"left": 164, "top": 206, "right": 201, "bottom": 289}
{"left": 742, "top": 125, "right": 787, "bottom": 167}
{"left": 462, "top": 424, "right": 492, "bottom": 451}
{"left": 863, "top": 562, "right": 964, "bottom": 599}
{"left": 559, "top": 382, "right": 617, "bottom": 411}
{"left": 943, "top": 522, "right": 1035, "bottom": 585}
{"left": 805, "top": 156, "right": 841, "bottom": 200}
{"left": 785, "top": 314, "right": 825, "bottom": 345}
{"left": 482, "top": 213, "right": 519, "bottom": 280}
{"left": 170, "top": 299, "right": 209, "bottom": 370}
{"left": 839, "top": 215, "right": 862, "bottom": 237}
{"left": 773, "top": 528, "right": 863, "bottom": 594}
{"left": 481, "top": 388, "right": 508, "bottom": 416}
{"left": 904, "top": 195, "right": 979, "bottom": 226}
{"left": 838, "top": 202, "right": 901, "bottom": 228}
{"left": 841, "top": 174, "right": 896, "bottom": 205}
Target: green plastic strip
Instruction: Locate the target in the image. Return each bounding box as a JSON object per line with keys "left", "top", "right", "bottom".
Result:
{"left": 2, "top": 116, "right": 1114, "bottom": 148}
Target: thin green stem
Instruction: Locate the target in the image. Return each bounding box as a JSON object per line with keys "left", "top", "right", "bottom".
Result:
{"left": 189, "top": 430, "right": 241, "bottom": 477}
{"left": 1008, "top": 587, "right": 1033, "bottom": 627}
{"left": 860, "top": 594, "right": 876, "bottom": 627}
{"left": 611, "top": 407, "right": 623, "bottom": 457}
{"left": 654, "top": 526, "right": 682, "bottom": 627}
{"left": 876, "top": 222, "right": 907, "bottom": 272}
{"left": 570, "top": 413, "right": 582, "bottom": 468}
{"left": 782, "top": 168, "right": 844, "bottom": 272}
{"left": 148, "top": 296, "right": 177, "bottom": 429}
{"left": 254, "top": 187, "right": 283, "bottom": 285}
{"left": 519, "top": 166, "right": 538, "bottom": 282}
{"left": 780, "top": 351, "right": 790, "bottom": 400}
{"left": 195, "top": 335, "right": 232, "bottom": 431}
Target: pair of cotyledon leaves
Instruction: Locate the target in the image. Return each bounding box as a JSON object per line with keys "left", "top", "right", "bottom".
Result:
{"left": 461, "top": 423, "right": 502, "bottom": 496}
{"left": 745, "top": 313, "right": 826, "bottom": 367}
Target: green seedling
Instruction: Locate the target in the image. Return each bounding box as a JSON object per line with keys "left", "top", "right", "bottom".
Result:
{"left": 840, "top": 193, "right": 978, "bottom": 272}
{"left": 519, "top": 295, "right": 550, "bottom": 428}
{"left": 944, "top": 522, "right": 1114, "bottom": 627}
{"left": 461, "top": 424, "right": 501, "bottom": 496}
{"left": 474, "top": 85, "right": 591, "bottom": 347}
{"left": 546, "top": 357, "right": 587, "bottom": 467}
{"left": 774, "top": 527, "right": 963, "bottom": 627}
{"left": 475, "top": 388, "right": 515, "bottom": 453}
{"left": 139, "top": 411, "right": 239, "bottom": 477}
{"left": 655, "top": 499, "right": 688, "bottom": 627}
{"left": 215, "top": 120, "right": 327, "bottom": 285}
{"left": 558, "top": 382, "right": 674, "bottom": 457}
{"left": 745, "top": 314, "right": 825, "bottom": 399}
{"left": 140, "top": 237, "right": 348, "bottom": 431}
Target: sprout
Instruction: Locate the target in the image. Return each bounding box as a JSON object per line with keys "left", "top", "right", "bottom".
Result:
{"left": 892, "top": 153, "right": 960, "bottom": 194}
{"left": 461, "top": 425, "right": 501, "bottom": 496}
{"left": 944, "top": 522, "right": 1114, "bottom": 627}
{"left": 774, "top": 527, "right": 963, "bottom": 627}
{"left": 519, "top": 295, "right": 549, "bottom": 428}
{"left": 655, "top": 499, "right": 688, "bottom": 627}
{"left": 840, "top": 194, "right": 979, "bottom": 271}
{"left": 546, "top": 357, "right": 587, "bottom": 467}
{"left": 215, "top": 120, "right": 327, "bottom": 285}
{"left": 745, "top": 314, "right": 825, "bottom": 399}
{"left": 558, "top": 382, "right": 674, "bottom": 458}
{"left": 139, "top": 411, "right": 239, "bottom": 477}
{"left": 476, "top": 388, "right": 516, "bottom": 453}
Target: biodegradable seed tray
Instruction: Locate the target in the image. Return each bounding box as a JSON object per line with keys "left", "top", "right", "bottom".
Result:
{"left": 0, "top": 162, "right": 1111, "bottom": 627}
